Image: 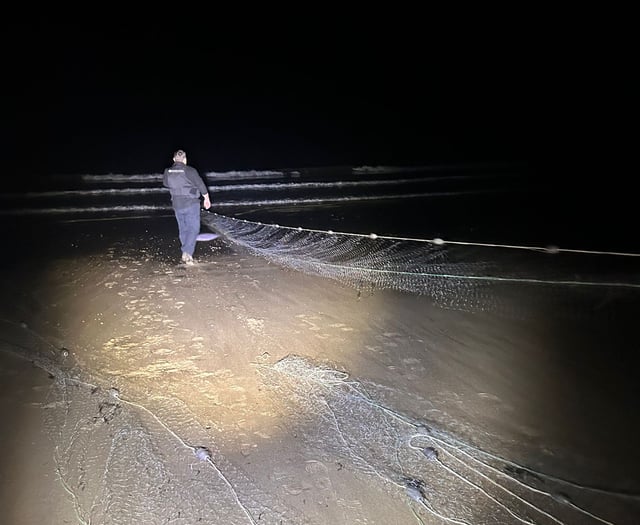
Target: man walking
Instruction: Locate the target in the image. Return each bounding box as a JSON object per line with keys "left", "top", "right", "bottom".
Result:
{"left": 163, "top": 149, "right": 211, "bottom": 265}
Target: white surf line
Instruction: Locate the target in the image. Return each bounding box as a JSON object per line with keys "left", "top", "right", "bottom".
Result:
{"left": 212, "top": 188, "right": 512, "bottom": 207}
{"left": 225, "top": 215, "right": 640, "bottom": 258}
{"left": 12, "top": 175, "right": 517, "bottom": 197}
{"left": 77, "top": 165, "right": 519, "bottom": 182}
{"left": 213, "top": 176, "right": 512, "bottom": 192}
{"left": 0, "top": 188, "right": 515, "bottom": 216}
{"left": 352, "top": 161, "right": 524, "bottom": 174}
{"left": 81, "top": 174, "right": 165, "bottom": 182}
{"left": 80, "top": 170, "right": 302, "bottom": 183}
{"left": 2, "top": 187, "right": 517, "bottom": 207}
{"left": 11, "top": 188, "right": 166, "bottom": 197}
{"left": 59, "top": 214, "right": 176, "bottom": 223}
{"left": 0, "top": 205, "right": 171, "bottom": 215}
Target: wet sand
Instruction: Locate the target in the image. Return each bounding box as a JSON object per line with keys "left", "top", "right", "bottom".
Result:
{"left": 1, "top": 216, "right": 639, "bottom": 524}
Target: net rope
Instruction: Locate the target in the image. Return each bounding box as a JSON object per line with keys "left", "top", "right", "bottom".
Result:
{"left": 201, "top": 212, "right": 639, "bottom": 318}
{"left": 257, "top": 354, "right": 640, "bottom": 525}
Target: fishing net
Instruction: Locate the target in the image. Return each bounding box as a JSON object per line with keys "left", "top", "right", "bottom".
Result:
{"left": 257, "top": 354, "right": 640, "bottom": 525}
{"left": 1, "top": 205, "right": 638, "bottom": 524}
{"left": 0, "top": 320, "right": 312, "bottom": 525}
{"left": 201, "top": 212, "right": 639, "bottom": 320}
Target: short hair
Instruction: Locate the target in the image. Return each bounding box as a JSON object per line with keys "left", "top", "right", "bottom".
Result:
{"left": 173, "top": 149, "right": 187, "bottom": 161}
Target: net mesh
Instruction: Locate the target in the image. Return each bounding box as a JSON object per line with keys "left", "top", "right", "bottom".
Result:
{"left": 1, "top": 321, "right": 313, "bottom": 525}
{"left": 257, "top": 353, "right": 640, "bottom": 525}
{"left": 201, "top": 212, "right": 639, "bottom": 319}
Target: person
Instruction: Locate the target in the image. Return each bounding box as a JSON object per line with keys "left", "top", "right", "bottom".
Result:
{"left": 163, "top": 149, "right": 211, "bottom": 265}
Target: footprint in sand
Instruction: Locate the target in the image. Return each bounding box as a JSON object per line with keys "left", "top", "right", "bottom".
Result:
{"left": 328, "top": 323, "right": 354, "bottom": 332}
{"left": 305, "top": 460, "right": 333, "bottom": 491}
{"left": 296, "top": 315, "right": 355, "bottom": 341}
{"left": 295, "top": 314, "right": 322, "bottom": 331}
{"left": 376, "top": 332, "right": 404, "bottom": 348}
{"left": 245, "top": 317, "right": 264, "bottom": 334}
{"left": 401, "top": 357, "right": 425, "bottom": 372}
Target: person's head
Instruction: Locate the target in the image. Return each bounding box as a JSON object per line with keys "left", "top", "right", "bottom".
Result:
{"left": 173, "top": 149, "right": 187, "bottom": 163}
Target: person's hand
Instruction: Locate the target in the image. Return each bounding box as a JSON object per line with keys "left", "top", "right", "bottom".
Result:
{"left": 203, "top": 194, "right": 211, "bottom": 210}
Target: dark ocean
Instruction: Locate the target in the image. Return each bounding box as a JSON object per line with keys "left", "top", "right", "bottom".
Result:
{"left": 1, "top": 163, "right": 636, "bottom": 255}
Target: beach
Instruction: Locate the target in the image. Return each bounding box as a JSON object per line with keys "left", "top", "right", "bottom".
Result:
{"left": 1, "top": 210, "right": 639, "bottom": 524}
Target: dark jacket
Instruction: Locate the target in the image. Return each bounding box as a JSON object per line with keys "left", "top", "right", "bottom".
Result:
{"left": 163, "top": 161, "right": 208, "bottom": 210}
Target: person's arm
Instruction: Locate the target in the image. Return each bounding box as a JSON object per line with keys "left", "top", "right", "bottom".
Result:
{"left": 189, "top": 167, "right": 211, "bottom": 209}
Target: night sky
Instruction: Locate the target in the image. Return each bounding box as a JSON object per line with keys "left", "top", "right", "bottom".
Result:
{"left": 2, "top": 13, "right": 633, "bottom": 188}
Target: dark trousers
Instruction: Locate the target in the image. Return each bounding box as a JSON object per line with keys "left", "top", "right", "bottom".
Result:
{"left": 173, "top": 202, "right": 200, "bottom": 256}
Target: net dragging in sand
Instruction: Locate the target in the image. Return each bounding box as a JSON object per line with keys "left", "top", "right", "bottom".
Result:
{"left": 0, "top": 320, "right": 309, "bottom": 525}
{"left": 257, "top": 354, "right": 640, "bottom": 525}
